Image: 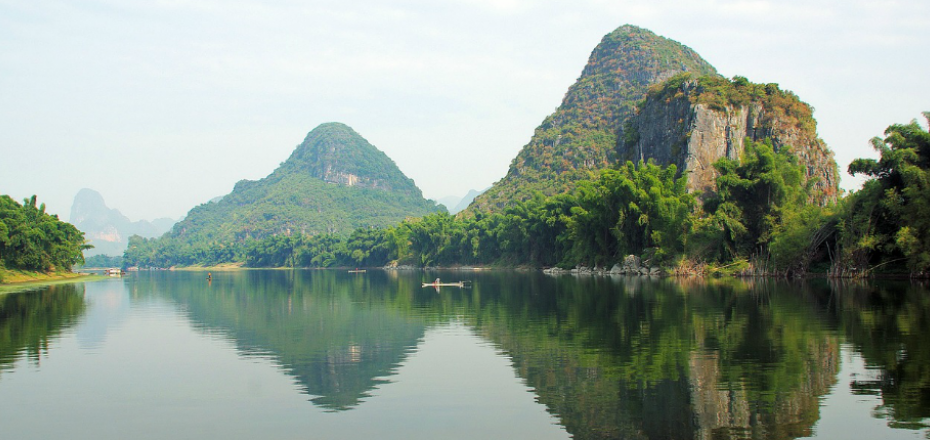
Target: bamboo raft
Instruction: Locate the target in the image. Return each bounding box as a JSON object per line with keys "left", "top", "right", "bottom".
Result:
{"left": 421, "top": 279, "right": 468, "bottom": 288}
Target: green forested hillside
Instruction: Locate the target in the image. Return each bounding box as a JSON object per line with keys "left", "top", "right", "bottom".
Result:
{"left": 123, "top": 123, "right": 442, "bottom": 266}
{"left": 469, "top": 24, "right": 718, "bottom": 212}
{"left": 166, "top": 123, "right": 439, "bottom": 242}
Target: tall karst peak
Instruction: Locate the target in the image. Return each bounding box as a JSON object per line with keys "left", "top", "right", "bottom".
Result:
{"left": 469, "top": 25, "right": 718, "bottom": 212}
{"left": 277, "top": 122, "right": 420, "bottom": 196}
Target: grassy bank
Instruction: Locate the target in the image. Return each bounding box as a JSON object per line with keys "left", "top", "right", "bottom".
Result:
{"left": 0, "top": 269, "right": 100, "bottom": 294}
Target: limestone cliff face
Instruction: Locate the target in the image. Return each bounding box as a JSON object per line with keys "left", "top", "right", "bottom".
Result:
{"left": 629, "top": 78, "right": 839, "bottom": 204}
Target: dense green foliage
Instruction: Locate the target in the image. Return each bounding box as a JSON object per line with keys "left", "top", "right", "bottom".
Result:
{"left": 838, "top": 112, "right": 930, "bottom": 275}
{"left": 693, "top": 139, "right": 809, "bottom": 262}
{"left": 565, "top": 161, "right": 693, "bottom": 265}
{"left": 122, "top": 104, "right": 923, "bottom": 277}
{"left": 127, "top": 116, "right": 930, "bottom": 277}
{"left": 0, "top": 195, "right": 90, "bottom": 273}
{"left": 470, "top": 25, "right": 717, "bottom": 212}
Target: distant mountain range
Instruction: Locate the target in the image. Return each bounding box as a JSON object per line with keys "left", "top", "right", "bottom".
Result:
{"left": 161, "top": 122, "right": 442, "bottom": 243}
{"left": 69, "top": 188, "right": 175, "bottom": 257}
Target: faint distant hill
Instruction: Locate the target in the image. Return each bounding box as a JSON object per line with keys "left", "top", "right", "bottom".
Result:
{"left": 435, "top": 196, "right": 460, "bottom": 212}
{"left": 69, "top": 188, "right": 176, "bottom": 257}
{"left": 435, "top": 188, "right": 487, "bottom": 215}
{"left": 162, "top": 122, "right": 442, "bottom": 243}
{"left": 450, "top": 188, "right": 487, "bottom": 214}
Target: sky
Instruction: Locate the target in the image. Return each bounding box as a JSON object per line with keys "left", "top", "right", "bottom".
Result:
{"left": 1, "top": 0, "right": 928, "bottom": 222}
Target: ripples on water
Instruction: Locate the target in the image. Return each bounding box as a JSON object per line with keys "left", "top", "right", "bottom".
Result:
{"left": 0, "top": 271, "right": 927, "bottom": 439}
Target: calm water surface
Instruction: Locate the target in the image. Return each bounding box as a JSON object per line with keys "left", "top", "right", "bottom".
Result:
{"left": 0, "top": 270, "right": 928, "bottom": 439}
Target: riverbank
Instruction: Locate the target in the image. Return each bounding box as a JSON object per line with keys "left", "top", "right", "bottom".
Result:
{"left": 0, "top": 268, "right": 86, "bottom": 284}
{"left": 0, "top": 269, "right": 102, "bottom": 294}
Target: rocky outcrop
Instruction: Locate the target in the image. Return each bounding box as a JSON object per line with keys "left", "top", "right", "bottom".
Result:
{"left": 628, "top": 77, "right": 839, "bottom": 204}
{"left": 543, "top": 254, "right": 662, "bottom": 276}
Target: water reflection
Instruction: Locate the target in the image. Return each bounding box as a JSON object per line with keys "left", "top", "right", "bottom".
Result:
{"left": 24, "top": 270, "right": 924, "bottom": 439}
{"left": 128, "top": 270, "right": 432, "bottom": 411}
{"left": 830, "top": 280, "right": 930, "bottom": 432}
{"left": 456, "top": 275, "right": 840, "bottom": 439}
{"left": 0, "top": 284, "right": 87, "bottom": 374}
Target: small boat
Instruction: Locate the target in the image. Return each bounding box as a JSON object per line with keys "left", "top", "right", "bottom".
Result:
{"left": 106, "top": 268, "right": 124, "bottom": 276}
{"left": 421, "top": 278, "right": 466, "bottom": 288}
{"left": 348, "top": 269, "right": 367, "bottom": 273}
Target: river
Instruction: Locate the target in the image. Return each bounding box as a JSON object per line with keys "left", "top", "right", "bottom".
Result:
{"left": 0, "top": 270, "right": 928, "bottom": 439}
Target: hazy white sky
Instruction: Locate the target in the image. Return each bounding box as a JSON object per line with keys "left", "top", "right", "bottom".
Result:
{"left": 1, "top": 0, "right": 927, "bottom": 221}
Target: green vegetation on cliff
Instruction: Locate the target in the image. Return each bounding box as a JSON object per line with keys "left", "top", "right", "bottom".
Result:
{"left": 469, "top": 24, "right": 717, "bottom": 212}
{"left": 646, "top": 73, "right": 817, "bottom": 133}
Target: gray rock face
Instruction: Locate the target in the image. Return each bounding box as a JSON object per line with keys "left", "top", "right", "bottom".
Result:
{"left": 628, "top": 80, "right": 839, "bottom": 204}
{"left": 623, "top": 255, "right": 641, "bottom": 273}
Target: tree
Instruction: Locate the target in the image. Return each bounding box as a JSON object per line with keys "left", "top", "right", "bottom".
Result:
{"left": 845, "top": 112, "right": 930, "bottom": 274}
{"left": 565, "top": 161, "right": 694, "bottom": 266}
{"left": 0, "top": 195, "right": 90, "bottom": 272}
{"left": 694, "top": 139, "right": 807, "bottom": 264}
